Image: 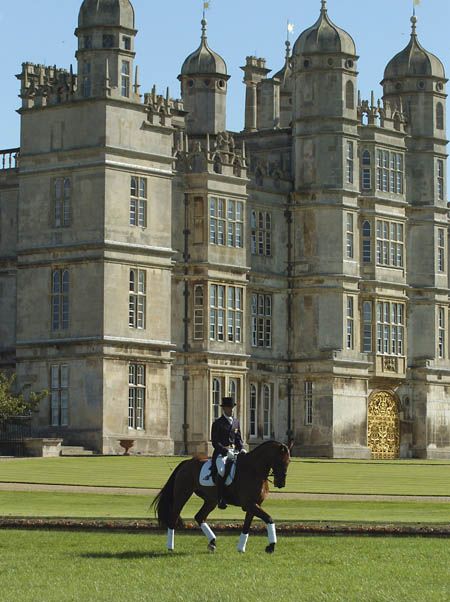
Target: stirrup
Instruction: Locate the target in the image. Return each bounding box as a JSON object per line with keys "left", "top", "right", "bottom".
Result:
{"left": 218, "top": 498, "right": 227, "bottom": 510}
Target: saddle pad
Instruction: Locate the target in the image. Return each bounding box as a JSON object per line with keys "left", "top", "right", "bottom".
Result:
{"left": 199, "top": 459, "right": 236, "bottom": 487}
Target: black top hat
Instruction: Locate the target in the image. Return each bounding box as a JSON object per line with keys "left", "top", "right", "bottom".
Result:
{"left": 221, "top": 396, "right": 236, "bottom": 408}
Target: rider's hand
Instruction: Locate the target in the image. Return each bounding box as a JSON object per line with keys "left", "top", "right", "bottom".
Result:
{"left": 226, "top": 449, "right": 235, "bottom": 460}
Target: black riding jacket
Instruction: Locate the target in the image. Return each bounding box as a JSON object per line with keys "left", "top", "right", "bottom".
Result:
{"left": 211, "top": 414, "right": 244, "bottom": 459}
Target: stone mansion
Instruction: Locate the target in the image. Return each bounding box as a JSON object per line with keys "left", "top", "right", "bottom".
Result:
{"left": 0, "top": 0, "right": 449, "bottom": 458}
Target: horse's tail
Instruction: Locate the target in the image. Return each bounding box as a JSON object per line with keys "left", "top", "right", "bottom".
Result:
{"left": 151, "top": 459, "right": 191, "bottom": 529}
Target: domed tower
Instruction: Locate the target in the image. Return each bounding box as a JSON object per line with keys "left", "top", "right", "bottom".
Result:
{"left": 382, "top": 15, "right": 447, "bottom": 205}
{"left": 292, "top": 0, "right": 358, "bottom": 191}
{"left": 75, "top": 0, "right": 139, "bottom": 101}
{"left": 178, "top": 19, "right": 229, "bottom": 135}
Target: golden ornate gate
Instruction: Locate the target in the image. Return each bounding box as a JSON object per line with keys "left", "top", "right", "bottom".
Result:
{"left": 368, "top": 391, "right": 400, "bottom": 459}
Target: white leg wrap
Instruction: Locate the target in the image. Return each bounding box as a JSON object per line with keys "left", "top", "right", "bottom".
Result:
{"left": 201, "top": 522, "right": 216, "bottom": 542}
{"left": 167, "top": 528, "right": 174, "bottom": 551}
{"left": 267, "top": 523, "right": 277, "bottom": 545}
{"left": 237, "top": 533, "right": 249, "bottom": 553}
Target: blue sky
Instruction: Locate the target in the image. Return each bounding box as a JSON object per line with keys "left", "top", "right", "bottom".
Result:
{"left": 0, "top": 0, "right": 449, "bottom": 149}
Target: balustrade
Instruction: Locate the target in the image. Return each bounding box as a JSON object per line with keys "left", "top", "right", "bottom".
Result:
{"left": 0, "top": 148, "right": 19, "bottom": 170}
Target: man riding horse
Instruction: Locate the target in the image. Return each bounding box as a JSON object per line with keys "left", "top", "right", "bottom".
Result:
{"left": 211, "top": 396, "right": 246, "bottom": 509}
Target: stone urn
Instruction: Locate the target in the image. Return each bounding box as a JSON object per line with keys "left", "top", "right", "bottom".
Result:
{"left": 119, "top": 439, "right": 135, "bottom": 456}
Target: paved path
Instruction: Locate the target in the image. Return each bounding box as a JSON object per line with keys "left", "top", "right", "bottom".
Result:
{"left": 0, "top": 482, "right": 449, "bottom": 502}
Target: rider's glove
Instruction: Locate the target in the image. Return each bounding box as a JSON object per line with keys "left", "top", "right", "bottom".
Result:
{"left": 226, "top": 449, "right": 235, "bottom": 460}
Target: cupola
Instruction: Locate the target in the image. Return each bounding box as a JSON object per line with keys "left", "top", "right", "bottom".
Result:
{"left": 293, "top": 0, "right": 356, "bottom": 57}
{"left": 180, "top": 19, "right": 227, "bottom": 77}
{"left": 383, "top": 16, "right": 445, "bottom": 81}
{"left": 78, "top": 0, "right": 135, "bottom": 30}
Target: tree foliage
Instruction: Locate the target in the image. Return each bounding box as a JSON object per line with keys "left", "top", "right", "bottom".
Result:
{"left": 0, "top": 372, "right": 47, "bottom": 423}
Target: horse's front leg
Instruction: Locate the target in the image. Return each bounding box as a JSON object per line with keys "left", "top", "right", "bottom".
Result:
{"left": 246, "top": 502, "right": 277, "bottom": 554}
{"left": 237, "top": 511, "right": 254, "bottom": 553}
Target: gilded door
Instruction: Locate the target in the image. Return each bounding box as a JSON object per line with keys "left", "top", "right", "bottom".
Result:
{"left": 367, "top": 391, "right": 400, "bottom": 459}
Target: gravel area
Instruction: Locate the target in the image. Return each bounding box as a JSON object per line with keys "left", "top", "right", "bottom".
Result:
{"left": 0, "top": 482, "right": 449, "bottom": 502}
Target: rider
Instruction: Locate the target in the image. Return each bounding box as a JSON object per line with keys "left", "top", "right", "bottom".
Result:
{"left": 211, "top": 396, "right": 245, "bottom": 510}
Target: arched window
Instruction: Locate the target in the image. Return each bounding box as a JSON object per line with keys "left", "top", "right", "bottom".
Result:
{"left": 212, "top": 378, "right": 221, "bottom": 421}
{"left": 263, "top": 385, "right": 271, "bottom": 439}
{"left": 249, "top": 384, "right": 257, "bottom": 438}
{"left": 436, "top": 102, "right": 444, "bottom": 130}
{"left": 362, "top": 220, "right": 371, "bottom": 263}
{"left": 346, "top": 80, "right": 355, "bottom": 110}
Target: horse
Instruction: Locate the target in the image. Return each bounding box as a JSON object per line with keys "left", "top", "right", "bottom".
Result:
{"left": 152, "top": 440, "right": 291, "bottom": 554}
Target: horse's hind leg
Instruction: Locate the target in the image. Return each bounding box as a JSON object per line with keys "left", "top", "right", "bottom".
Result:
{"left": 166, "top": 486, "right": 194, "bottom": 552}
{"left": 194, "top": 496, "right": 218, "bottom": 552}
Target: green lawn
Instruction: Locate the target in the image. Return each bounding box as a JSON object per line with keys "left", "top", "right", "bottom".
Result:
{"left": 0, "top": 530, "right": 449, "bottom": 602}
{"left": 1, "top": 456, "right": 450, "bottom": 495}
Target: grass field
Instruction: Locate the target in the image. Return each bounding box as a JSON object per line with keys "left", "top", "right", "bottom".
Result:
{"left": 1, "top": 456, "right": 450, "bottom": 495}
{"left": 1, "top": 491, "right": 449, "bottom": 524}
{"left": 0, "top": 530, "right": 449, "bottom": 602}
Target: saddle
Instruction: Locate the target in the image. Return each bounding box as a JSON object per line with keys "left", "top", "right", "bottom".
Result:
{"left": 199, "top": 458, "right": 237, "bottom": 488}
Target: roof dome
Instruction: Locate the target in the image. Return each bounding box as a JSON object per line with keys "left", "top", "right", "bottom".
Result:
{"left": 384, "top": 16, "right": 445, "bottom": 80}
{"left": 293, "top": 1, "right": 356, "bottom": 57}
{"left": 180, "top": 19, "right": 227, "bottom": 77}
{"left": 78, "top": 0, "right": 135, "bottom": 30}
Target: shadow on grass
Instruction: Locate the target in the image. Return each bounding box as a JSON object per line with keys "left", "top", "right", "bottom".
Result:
{"left": 78, "top": 551, "right": 188, "bottom": 560}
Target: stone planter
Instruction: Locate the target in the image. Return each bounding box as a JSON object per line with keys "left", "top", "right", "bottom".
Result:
{"left": 24, "top": 438, "right": 63, "bottom": 458}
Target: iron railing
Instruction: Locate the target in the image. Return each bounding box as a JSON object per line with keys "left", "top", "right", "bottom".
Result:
{"left": 0, "top": 416, "right": 32, "bottom": 456}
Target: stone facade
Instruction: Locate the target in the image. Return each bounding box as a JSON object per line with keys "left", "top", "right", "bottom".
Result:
{"left": 0, "top": 0, "right": 449, "bottom": 458}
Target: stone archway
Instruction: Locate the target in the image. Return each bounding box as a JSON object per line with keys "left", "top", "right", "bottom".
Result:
{"left": 368, "top": 391, "right": 400, "bottom": 459}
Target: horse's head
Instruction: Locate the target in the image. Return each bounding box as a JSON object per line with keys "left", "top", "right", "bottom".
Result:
{"left": 272, "top": 443, "right": 291, "bottom": 489}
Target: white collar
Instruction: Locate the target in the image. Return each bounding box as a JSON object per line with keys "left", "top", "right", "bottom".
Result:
{"left": 222, "top": 412, "right": 233, "bottom": 424}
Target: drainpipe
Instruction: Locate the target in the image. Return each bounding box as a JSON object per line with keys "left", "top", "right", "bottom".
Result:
{"left": 284, "top": 193, "right": 294, "bottom": 446}
{"left": 182, "top": 193, "right": 190, "bottom": 455}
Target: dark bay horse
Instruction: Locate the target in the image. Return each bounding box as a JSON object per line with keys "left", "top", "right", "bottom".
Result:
{"left": 152, "top": 440, "right": 291, "bottom": 554}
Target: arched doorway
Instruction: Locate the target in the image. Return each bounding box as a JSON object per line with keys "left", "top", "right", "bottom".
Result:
{"left": 368, "top": 391, "right": 400, "bottom": 459}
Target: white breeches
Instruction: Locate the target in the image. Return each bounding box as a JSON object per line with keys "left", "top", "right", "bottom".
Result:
{"left": 216, "top": 455, "right": 227, "bottom": 477}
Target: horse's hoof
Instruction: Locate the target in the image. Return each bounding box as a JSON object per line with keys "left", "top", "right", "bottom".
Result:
{"left": 265, "top": 543, "right": 275, "bottom": 554}
{"left": 208, "top": 539, "right": 217, "bottom": 553}
{"left": 167, "top": 549, "right": 174, "bottom": 553}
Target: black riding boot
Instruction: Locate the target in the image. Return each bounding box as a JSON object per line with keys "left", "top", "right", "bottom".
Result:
{"left": 217, "top": 475, "right": 227, "bottom": 510}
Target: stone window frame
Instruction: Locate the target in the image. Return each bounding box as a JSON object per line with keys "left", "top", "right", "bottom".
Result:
{"left": 436, "top": 102, "right": 444, "bottom": 131}
{"left": 51, "top": 268, "right": 69, "bottom": 332}
{"left": 438, "top": 306, "right": 446, "bottom": 359}
{"left": 128, "top": 363, "right": 145, "bottom": 430}
{"left": 362, "top": 300, "right": 373, "bottom": 353}
{"left": 82, "top": 61, "right": 91, "bottom": 98}
{"left": 53, "top": 176, "right": 71, "bottom": 228}
{"left": 130, "top": 176, "right": 147, "bottom": 228}
{"left": 121, "top": 60, "right": 131, "bottom": 98}
{"left": 193, "top": 284, "right": 205, "bottom": 340}
{"left": 376, "top": 301, "right": 405, "bottom": 356}
{"left": 346, "top": 141, "right": 354, "bottom": 184}
{"left": 304, "top": 381, "right": 313, "bottom": 426}
{"left": 362, "top": 219, "right": 371, "bottom": 263}
{"left": 251, "top": 293, "right": 272, "bottom": 348}
{"left": 376, "top": 149, "right": 404, "bottom": 194}
{"left": 346, "top": 212, "right": 354, "bottom": 259}
{"left": 210, "top": 375, "right": 242, "bottom": 423}
{"left": 50, "top": 364, "right": 69, "bottom": 427}
{"left": 249, "top": 384, "right": 258, "bottom": 439}
{"left": 437, "top": 159, "right": 445, "bottom": 201}
{"left": 209, "top": 197, "right": 244, "bottom": 248}
{"left": 346, "top": 295, "right": 355, "bottom": 350}
{"left": 361, "top": 150, "right": 371, "bottom": 191}
{"left": 250, "top": 210, "right": 272, "bottom": 257}
{"left": 262, "top": 384, "right": 272, "bottom": 439}
{"left": 376, "top": 219, "right": 404, "bottom": 268}
{"left": 209, "top": 284, "right": 243, "bottom": 343}
{"left": 129, "top": 268, "right": 146, "bottom": 329}
{"left": 437, "top": 227, "right": 446, "bottom": 273}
